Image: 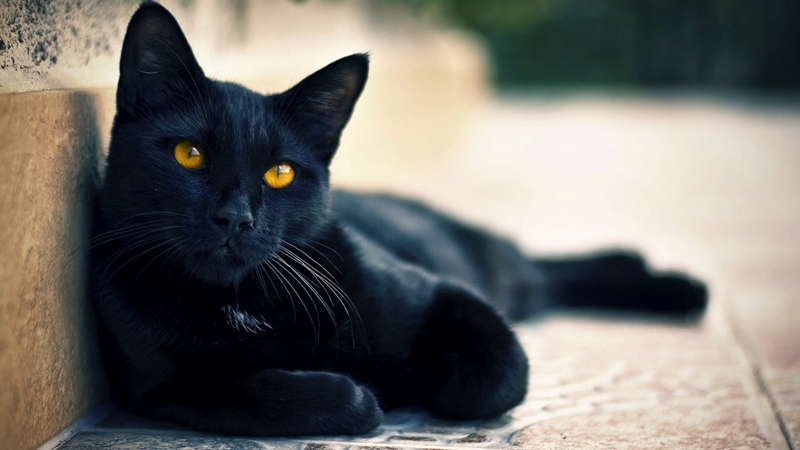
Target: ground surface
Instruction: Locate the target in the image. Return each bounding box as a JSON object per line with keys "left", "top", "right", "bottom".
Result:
{"left": 55, "top": 93, "right": 800, "bottom": 449}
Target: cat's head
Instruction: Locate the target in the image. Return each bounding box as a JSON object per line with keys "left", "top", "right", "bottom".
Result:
{"left": 102, "top": 2, "right": 367, "bottom": 286}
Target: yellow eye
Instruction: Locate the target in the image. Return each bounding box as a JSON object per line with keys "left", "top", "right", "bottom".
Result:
{"left": 264, "top": 162, "right": 295, "bottom": 188}
{"left": 173, "top": 140, "right": 205, "bottom": 170}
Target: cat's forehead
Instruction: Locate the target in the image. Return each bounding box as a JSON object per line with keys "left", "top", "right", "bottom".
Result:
{"left": 208, "top": 82, "right": 280, "bottom": 151}
{"left": 213, "top": 83, "right": 270, "bottom": 128}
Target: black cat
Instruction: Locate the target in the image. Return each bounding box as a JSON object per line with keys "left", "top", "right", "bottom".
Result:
{"left": 91, "top": 2, "right": 707, "bottom": 437}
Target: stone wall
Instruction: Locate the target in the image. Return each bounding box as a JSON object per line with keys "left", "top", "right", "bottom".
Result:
{"left": 0, "top": 2, "right": 488, "bottom": 449}
{"left": 0, "top": 89, "right": 110, "bottom": 450}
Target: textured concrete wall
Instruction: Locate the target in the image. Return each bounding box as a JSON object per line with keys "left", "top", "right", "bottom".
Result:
{"left": 0, "top": 90, "right": 111, "bottom": 450}
{"left": 0, "top": 1, "right": 488, "bottom": 449}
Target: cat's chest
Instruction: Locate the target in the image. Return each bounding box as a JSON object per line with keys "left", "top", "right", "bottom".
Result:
{"left": 129, "top": 276, "right": 355, "bottom": 364}
{"left": 145, "top": 280, "right": 291, "bottom": 338}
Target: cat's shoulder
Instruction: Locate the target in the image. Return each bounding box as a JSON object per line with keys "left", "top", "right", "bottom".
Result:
{"left": 331, "top": 189, "right": 439, "bottom": 220}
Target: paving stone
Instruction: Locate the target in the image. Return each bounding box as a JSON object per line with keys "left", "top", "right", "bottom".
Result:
{"left": 58, "top": 432, "right": 271, "bottom": 450}
{"left": 764, "top": 368, "right": 800, "bottom": 448}
{"left": 511, "top": 404, "right": 774, "bottom": 449}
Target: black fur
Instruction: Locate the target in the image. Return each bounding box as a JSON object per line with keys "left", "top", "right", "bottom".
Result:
{"left": 92, "top": 2, "right": 707, "bottom": 437}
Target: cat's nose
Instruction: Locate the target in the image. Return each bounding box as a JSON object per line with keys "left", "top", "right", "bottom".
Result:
{"left": 214, "top": 207, "right": 254, "bottom": 241}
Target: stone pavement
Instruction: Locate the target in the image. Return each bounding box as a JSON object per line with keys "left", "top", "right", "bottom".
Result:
{"left": 53, "top": 93, "right": 800, "bottom": 449}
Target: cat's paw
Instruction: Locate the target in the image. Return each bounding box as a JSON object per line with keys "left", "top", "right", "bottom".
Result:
{"left": 412, "top": 283, "right": 529, "bottom": 420}
{"left": 290, "top": 371, "right": 384, "bottom": 435}
{"left": 137, "top": 369, "right": 383, "bottom": 436}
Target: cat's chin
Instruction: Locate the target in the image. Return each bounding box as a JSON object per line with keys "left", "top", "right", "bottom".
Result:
{"left": 183, "top": 249, "right": 252, "bottom": 286}
{"left": 186, "top": 261, "right": 250, "bottom": 286}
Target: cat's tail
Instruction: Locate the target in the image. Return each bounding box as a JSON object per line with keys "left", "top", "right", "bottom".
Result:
{"left": 506, "top": 250, "right": 708, "bottom": 321}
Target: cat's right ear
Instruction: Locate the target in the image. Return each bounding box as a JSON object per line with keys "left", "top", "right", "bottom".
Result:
{"left": 278, "top": 54, "right": 369, "bottom": 164}
{"left": 116, "top": 2, "right": 205, "bottom": 117}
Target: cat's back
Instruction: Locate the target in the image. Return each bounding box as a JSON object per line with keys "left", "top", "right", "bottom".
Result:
{"left": 332, "top": 190, "right": 454, "bottom": 244}
{"left": 330, "top": 190, "right": 528, "bottom": 297}
{"left": 332, "top": 191, "right": 474, "bottom": 276}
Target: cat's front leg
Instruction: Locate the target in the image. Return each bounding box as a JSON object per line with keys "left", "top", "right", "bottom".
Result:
{"left": 410, "top": 283, "right": 529, "bottom": 420}
{"left": 134, "top": 369, "right": 383, "bottom": 436}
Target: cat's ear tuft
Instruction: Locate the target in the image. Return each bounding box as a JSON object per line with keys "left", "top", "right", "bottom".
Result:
{"left": 279, "top": 54, "right": 369, "bottom": 161}
{"left": 117, "top": 2, "right": 205, "bottom": 116}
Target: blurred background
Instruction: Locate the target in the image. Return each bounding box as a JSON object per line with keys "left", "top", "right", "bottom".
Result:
{"left": 1, "top": 1, "right": 799, "bottom": 448}
{"left": 389, "top": 0, "right": 800, "bottom": 89}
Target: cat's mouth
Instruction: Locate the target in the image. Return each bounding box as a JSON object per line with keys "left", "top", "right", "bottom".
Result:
{"left": 208, "top": 245, "right": 244, "bottom": 262}
{"left": 186, "top": 245, "right": 252, "bottom": 286}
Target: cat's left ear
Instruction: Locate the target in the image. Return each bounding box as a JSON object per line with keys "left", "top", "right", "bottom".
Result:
{"left": 279, "top": 54, "right": 368, "bottom": 163}
{"left": 117, "top": 2, "right": 205, "bottom": 117}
